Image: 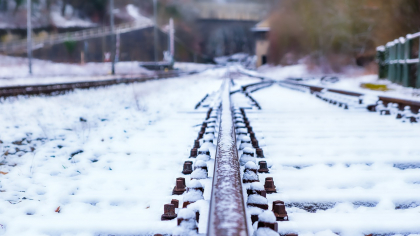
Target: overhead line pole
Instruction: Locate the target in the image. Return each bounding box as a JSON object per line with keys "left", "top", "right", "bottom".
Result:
{"left": 153, "top": 0, "right": 159, "bottom": 62}
{"left": 110, "top": 0, "right": 115, "bottom": 75}
{"left": 27, "top": 0, "right": 32, "bottom": 75}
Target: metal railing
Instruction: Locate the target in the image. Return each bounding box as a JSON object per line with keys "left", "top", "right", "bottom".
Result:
{"left": 377, "top": 32, "right": 420, "bottom": 88}
{"left": 0, "top": 20, "right": 154, "bottom": 54}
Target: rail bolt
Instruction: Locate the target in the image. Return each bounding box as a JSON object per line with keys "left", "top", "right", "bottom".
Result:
{"left": 264, "top": 177, "right": 277, "bottom": 193}
{"left": 172, "top": 177, "right": 186, "bottom": 195}
{"left": 245, "top": 161, "right": 258, "bottom": 174}
{"left": 161, "top": 203, "right": 177, "bottom": 221}
{"left": 193, "top": 160, "right": 208, "bottom": 173}
{"left": 247, "top": 194, "right": 269, "bottom": 210}
{"left": 240, "top": 147, "right": 256, "bottom": 166}
{"left": 187, "top": 179, "right": 204, "bottom": 193}
{"left": 177, "top": 209, "right": 198, "bottom": 231}
{"left": 243, "top": 147, "right": 255, "bottom": 157}
{"left": 249, "top": 131, "right": 256, "bottom": 139}
{"left": 236, "top": 128, "right": 248, "bottom": 136}
{"left": 236, "top": 123, "right": 246, "bottom": 130}
{"left": 247, "top": 182, "right": 267, "bottom": 197}
{"left": 258, "top": 161, "right": 269, "bottom": 173}
{"left": 202, "top": 134, "right": 214, "bottom": 143}
{"left": 239, "top": 136, "right": 252, "bottom": 150}
{"left": 193, "top": 140, "right": 200, "bottom": 149}
{"left": 191, "top": 168, "right": 208, "bottom": 180}
{"left": 273, "top": 202, "right": 289, "bottom": 221}
{"left": 257, "top": 211, "right": 278, "bottom": 231}
{"left": 247, "top": 126, "right": 253, "bottom": 133}
{"left": 182, "top": 161, "right": 193, "bottom": 175}
{"left": 243, "top": 169, "right": 259, "bottom": 183}
{"left": 248, "top": 207, "right": 263, "bottom": 225}
{"left": 197, "top": 147, "right": 210, "bottom": 156}
{"left": 197, "top": 131, "right": 205, "bottom": 139}
{"left": 252, "top": 138, "right": 259, "bottom": 148}
{"left": 205, "top": 127, "right": 216, "bottom": 135}
{"left": 207, "top": 123, "right": 216, "bottom": 129}
{"left": 171, "top": 199, "right": 179, "bottom": 208}
{"left": 190, "top": 148, "right": 198, "bottom": 158}
{"left": 182, "top": 190, "right": 204, "bottom": 208}
{"left": 256, "top": 148, "right": 264, "bottom": 158}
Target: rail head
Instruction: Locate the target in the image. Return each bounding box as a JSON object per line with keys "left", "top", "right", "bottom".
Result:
{"left": 207, "top": 80, "right": 248, "bottom": 236}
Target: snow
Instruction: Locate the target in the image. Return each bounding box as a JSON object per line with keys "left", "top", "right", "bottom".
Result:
{"left": 250, "top": 182, "right": 265, "bottom": 191}
{"left": 178, "top": 209, "right": 196, "bottom": 219}
{"left": 196, "top": 154, "right": 210, "bottom": 161}
{"left": 243, "top": 170, "right": 259, "bottom": 181}
{"left": 50, "top": 11, "right": 96, "bottom": 28}
{"left": 258, "top": 64, "right": 420, "bottom": 101}
{"left": 241, "top": 136, "right": 251, "bottom": 142}
{"left": 187, "top": 180, "right": 203, "bottom": 189}
{"left": 126, "top": 4, "right": 153, "bottom": 24}
{"left": 0, "top": 55, "right": 155, "bottom": 86}
{"left": 258, "top": 210, "right": 276, "bottom": 223}
{"left": 253, "top": 227, "right": 279, "bottom": 236}
{"left": 237, "top": 128, "right": 248, "bottom": 134}
{"left": 0, "top": 69, "right": 223, "bottom": 235}
{"left": 247, "top": 206, "right": 263, "bottom": 215}
{"left": 190, "top": 168, "right": 207, "bottom": 179}
{"left": 258, "top": 64, "right": 308, "bottom": 81}
{"left": 376, "top": 45, "right": 385, "bottom": 52}
{"left": 247, "top": 194, "right": 268, "bottom": 205}
{"left": 246, "top": 83, "right": 420, "bottom": 235}
{"left": 183, "top": 190, "right": 204, "bottom": 203}
{"left": 243, "top": 147, "right": 254, "bottom": 155}
{"left": 194, "top": 160, "right": 207, "bottom": 168}
{"left": 245, "top": 161, "right": 258, "bottom": 170}
{"left": 240, "top": 154, "right": 256, "bottom": 166}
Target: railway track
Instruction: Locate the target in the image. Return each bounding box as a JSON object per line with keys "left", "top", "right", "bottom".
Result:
{"left": 158, "top": 69, "right": 420, "bottom": 235}
{"left": 0, "top": 71, "right": 186, "bottom": 98}
{"left": 1, "top": 66, "right": 419, "bottom": 235}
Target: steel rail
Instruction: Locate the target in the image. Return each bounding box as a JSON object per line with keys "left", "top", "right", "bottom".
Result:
{"left": 279, "top": 81, "right": 420, "bottom": 113}
{"left": 0, "top": 71, "right": 185, "bottom": 98}
{"left": 207, "top": 79, "right": 248, "bottom": 236}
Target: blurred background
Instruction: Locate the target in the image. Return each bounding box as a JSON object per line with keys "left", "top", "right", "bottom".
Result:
{"left": 0, "top": 0, "right": 420, "bottom": 74}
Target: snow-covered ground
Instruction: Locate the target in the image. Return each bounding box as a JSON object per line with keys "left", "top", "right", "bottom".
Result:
{"left": 0, "top": 55, "right": 215, "bottom": 87}
{"left": 1, "top": 64, "right": 420, "bottom": 235}
{"left": 234, "top": 84, "right": 420, "bottom": 235}
{"left": 0, "top": 55, "right": 153, "bottom": 86}
{"left": 0, "top": 70, "right": 224, "bottom": 236}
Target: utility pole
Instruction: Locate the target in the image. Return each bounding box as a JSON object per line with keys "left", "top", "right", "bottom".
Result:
{"left": 169, "top": 18, "right": 174, "bottom": 58}
{"left": 153, "top": 0, "right": 159, "bottom": 62}
{"left": 110, "top": 0, "right": 115, "bottom": 75}
{"left": 27, "top": 0, "right": 32, "bottom": 75}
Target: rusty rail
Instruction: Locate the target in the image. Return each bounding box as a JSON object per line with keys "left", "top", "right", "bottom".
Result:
{"left": 0, "top": 71, "right": 184, "bottom": 98}
{"left": 207, "top": 80, "right": 248, "bottom": 236}
{"left": 280, "top": 81, "right": 420, "bottom": 114}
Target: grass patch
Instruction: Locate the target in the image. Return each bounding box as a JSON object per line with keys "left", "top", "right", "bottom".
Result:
{"left": 360, "top": 83, "right": 390, "bottom": 91}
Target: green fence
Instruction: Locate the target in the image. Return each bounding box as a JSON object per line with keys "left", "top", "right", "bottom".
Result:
{"left": 377, "top": 33, "right": 420, "bottom": 88}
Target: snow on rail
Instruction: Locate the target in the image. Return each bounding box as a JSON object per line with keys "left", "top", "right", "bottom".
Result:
{"left": 207, "top": 80, "right": 248, "bottom": 236}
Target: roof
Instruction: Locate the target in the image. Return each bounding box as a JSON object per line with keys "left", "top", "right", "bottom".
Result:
{"left": 251, "top": 19, "right": 270, "bottom": 32}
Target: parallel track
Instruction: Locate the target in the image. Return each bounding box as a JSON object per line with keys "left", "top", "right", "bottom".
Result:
{"left": 0, "top": 71, "right": 186, "bottom": 98}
